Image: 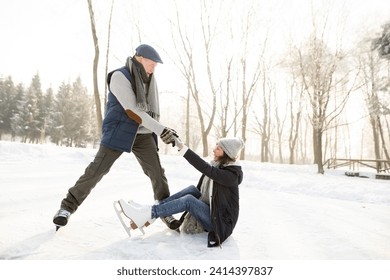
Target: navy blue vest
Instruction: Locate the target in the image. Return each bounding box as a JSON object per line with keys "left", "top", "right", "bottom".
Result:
{"left": 100, "top": 67, "right": 139, "bottom": 152}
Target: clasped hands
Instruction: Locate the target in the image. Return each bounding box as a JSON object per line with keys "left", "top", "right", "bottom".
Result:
{"left": 160, "top": 127, "right": 183, "bottom": 149}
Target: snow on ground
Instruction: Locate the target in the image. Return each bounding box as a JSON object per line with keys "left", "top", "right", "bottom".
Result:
{"left": 0, "top": 140, "right": 389, "bottom": 261}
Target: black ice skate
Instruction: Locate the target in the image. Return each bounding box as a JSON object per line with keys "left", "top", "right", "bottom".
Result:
{"left": 53, "top": 209, "right": 71, "bottom": 231}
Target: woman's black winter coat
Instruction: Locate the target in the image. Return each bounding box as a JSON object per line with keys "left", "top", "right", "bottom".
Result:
{"left": 183, "top": 149, "right": 243, "bottom": 247}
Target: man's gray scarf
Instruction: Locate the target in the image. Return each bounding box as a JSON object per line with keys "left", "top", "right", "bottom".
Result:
{"left": 126, "top": 56, "right": 160, "bottom": 120}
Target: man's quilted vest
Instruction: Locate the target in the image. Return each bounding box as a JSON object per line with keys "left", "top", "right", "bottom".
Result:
{"left": 100, "top": 67, "right": 139, "bottom": 152}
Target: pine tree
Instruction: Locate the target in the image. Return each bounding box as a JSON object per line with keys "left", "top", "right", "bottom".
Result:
{"left": 71, "top": 77, "right": 91, "bottom": 147}
{"left": 42, "top": 87, "right": 55, "bottom": 143}
{"left": 0, "top": 77, "right": 12, "bottom": 138}
{"left": 52, "top": 81, "right": 73, "bottom": 146}
{"left": 13, "top": 73, "right": 44, "bottom": 143}
{"left": 2, "top": 74, "right": 97, "bottom": 147}
{"left": 11, "top": 83, "right": 32, "bottom": 143}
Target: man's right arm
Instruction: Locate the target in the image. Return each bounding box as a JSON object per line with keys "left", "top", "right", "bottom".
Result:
{"left": 109, "top": 71, "right": 165, "bottom": 136}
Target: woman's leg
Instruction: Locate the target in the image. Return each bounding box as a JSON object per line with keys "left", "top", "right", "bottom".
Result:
{"left": 152, "top": 194, "right": 213, "bottom": 231}
{"left": 158, "top": 185, "right": 201, "bottom": 205}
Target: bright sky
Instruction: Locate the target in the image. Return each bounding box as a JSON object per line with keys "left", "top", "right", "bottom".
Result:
{"left": 0, "top": 0, "right": 389, "bottom": 92}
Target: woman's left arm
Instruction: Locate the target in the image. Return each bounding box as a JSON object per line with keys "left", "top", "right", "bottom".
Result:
{"left": 182, "top": 148, "right": 240, "bottom": 187}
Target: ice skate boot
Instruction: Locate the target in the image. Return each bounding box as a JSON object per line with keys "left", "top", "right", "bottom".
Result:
{"left": 53, "top": 209, "right": 71, "bottom": 231}
{"left": 113, "top": 199, "right": 154, "bottom": 236}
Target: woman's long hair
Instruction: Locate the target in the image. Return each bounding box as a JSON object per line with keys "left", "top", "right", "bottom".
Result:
{"left": 217, "top": 153, "right": 235, "bottom": 166}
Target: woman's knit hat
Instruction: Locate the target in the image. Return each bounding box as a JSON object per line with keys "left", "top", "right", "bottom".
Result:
{"left": 218, "top": 137, "right": 245, "bottom": 159}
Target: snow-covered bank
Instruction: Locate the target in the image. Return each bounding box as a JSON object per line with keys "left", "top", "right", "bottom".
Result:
{"left": 0, "top": 141, "right": 389, "bottom": 260}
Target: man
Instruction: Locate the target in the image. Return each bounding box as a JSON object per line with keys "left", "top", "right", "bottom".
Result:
{"left": 53, "top": 44, "right": 179, "bottom": 231}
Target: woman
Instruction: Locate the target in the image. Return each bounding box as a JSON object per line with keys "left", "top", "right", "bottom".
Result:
{"left": 117, "top": 137, "right": 244, "bottom": 247}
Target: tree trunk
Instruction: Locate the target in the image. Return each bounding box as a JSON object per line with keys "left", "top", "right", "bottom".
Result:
{"left": 185, "top": 85, "right": 190, "bottom": 146}
{"left": 87, "top": 0, "right": 102, "bottom": 137}
{"left": 313, "top": 127, "right": 324, "bottom": 174}
{"left": 377, "top": 116, "right": 390, "bottom": 160}
{"left": 104, "top": 0, "right": 115, "bottom": 114}
{"left": 370, "top": 116, "right": 381, "bottom": 159}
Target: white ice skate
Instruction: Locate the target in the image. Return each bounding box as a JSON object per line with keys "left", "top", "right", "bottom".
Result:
{"left": 113, "top": 199, "right": 154, "bottom": 237}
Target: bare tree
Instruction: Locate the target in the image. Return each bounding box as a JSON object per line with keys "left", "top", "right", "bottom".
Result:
{"left": 104, "top": 0, "right": 115, "bottom": 113}
{"left": 87, "top": 0, "right": 102, "bottom": 136}
{"left": 372, "top": 23, "right": 390, "bottom": 162}
{"left": 168, "top": 0, "right": 218, "bottom": 156}
{"left": 287, "top": 80, "right": 304, "bottom": 164}
{"left": 198, "top": 0, "right": 218, "bottom": 154}
{"left": 218, "top": 57, "right": 234, "bottom": 138}
{"left": 216, "top": 27, "right": 241, "bottom": 139}
{"left": 279, "top": 42, "right": 305, "bottom": 164}
{"left": 274, "top": 86, "right": 288, "bottom": 164}
{"left": 239, "top": 9, "right": 265, "bottom": 160}
{"left": 253, "top": 66, "right": 272, "bottom": 162}
{"left": 358, "top": 36, "right": 390, "bottom": 166}
{"left": 295, "top": 31, "right": 358, "bottom": 173}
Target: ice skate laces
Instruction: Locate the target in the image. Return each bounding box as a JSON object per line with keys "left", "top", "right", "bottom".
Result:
{"left": 56, "top": 209, "right": 71, "bottom": 218}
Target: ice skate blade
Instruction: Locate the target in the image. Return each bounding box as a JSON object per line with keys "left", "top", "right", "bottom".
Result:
{"left": 113, "top": 201, "right": 132, "bottom": 237}
{"left": 117, "top": 200, "right": 146, "bottom": 234}
{"left": 113, "top": 201, "right": 146, "bottom": 236}
{"left": 118, "top": 200, "right": 148, "bottom": 234}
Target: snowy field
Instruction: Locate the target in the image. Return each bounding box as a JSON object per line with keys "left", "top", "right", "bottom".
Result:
{"left": 0, "top": 141, "right": 390, "bottom": 278}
